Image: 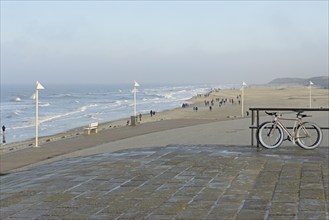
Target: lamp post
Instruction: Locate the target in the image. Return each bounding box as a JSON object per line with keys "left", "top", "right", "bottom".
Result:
{"left": 133, "top": 80, "right": 140, "bottom": 117}
{"left": 130, "top": 80, "right": 140, "bottom": 126}
{"left": 309, "top": 81, "right": 313, "bottom": 108}
{"left": 35, "top": 81, "right": 45, "bottom": 147}
{"left": 241, "top": 81, "right": 247, "bottom": 117}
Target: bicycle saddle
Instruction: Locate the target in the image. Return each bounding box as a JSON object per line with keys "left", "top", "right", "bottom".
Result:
{"left": 298, "top": 113, "right": 311, "bottom": 118}
{"left": 295, "top": 111, "right": 311, "bottom": 118}
{"left": 265, "top": 111, "right": 277, "bottom": 116}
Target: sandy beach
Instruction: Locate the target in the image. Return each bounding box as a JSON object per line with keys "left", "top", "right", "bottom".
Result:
{"left": 2, "top": 3, "right": 328, "bottom": 218}
{"left": 1, "top": 85, "right": 328, "bottom": 173}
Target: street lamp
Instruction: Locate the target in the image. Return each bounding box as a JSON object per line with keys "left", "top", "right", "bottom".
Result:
{"left": 133, "top": 80, "right": 140, "bottom": 117}
{"left": 309, "top": 81, "right": 314, "bottom": 108}
{"left": 241, "top": 81, "right": 247, "bottom": 117}
{"left": 35, "top": 81, "right": 45, "bottom": 147}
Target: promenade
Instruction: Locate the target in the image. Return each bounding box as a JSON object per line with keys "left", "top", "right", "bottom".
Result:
{"left": 1, "top": 114, "right": 328, "bottom": 219}
{"left": 1, "top": 145, "right": 328, "bottom": 219}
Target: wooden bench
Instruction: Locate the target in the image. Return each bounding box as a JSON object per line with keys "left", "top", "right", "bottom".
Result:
{"left": 84, "top": 122, "right": 99, "bottom": 135}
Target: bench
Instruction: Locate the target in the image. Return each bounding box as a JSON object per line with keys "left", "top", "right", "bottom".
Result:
{"left": 84, "top": 122, "right": 99, "bottom": 135}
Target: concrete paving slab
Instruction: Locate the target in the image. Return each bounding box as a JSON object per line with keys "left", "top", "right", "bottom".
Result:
{"left": 1, "top": 145, "right": 328, "bottom": 219}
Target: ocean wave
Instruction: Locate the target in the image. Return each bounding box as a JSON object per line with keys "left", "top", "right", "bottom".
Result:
{"left": 10, "top": 97, "right": 22, "bottom": 102}
{"left": 142, "top": 97, "right": 160, "bottom": 102}
{"left": 5, "top": 110, "right": 22, "bottom": 119}
{"left": 113, "top": 100, "right": 129, "bottom": 106}
{"left": 39, "top": 103, "right": 50, "bottom": 107}
{"left": 78, "top": 106, "right": 87, "bottom": 112}
{"left": 12, "top": 122, "right": 35, "bottom": 130}
{"left": 164, "top": 93, "right": 173, "bottom": 99}
{"left": 38, "top": 105, "right": 88, "bottom": 124}
{"left": 49, "top": 93, "right": 73, "bottom": 98}
{"left": 142, "top": 86, "right": 207, "bottom": 101}
{"left": 2, "top": 83, "right": 221, "bottom": 143}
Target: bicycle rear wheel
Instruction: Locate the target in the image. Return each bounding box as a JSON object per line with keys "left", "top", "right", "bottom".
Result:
{"left": 296, "top": 122, "right": 322, "bottom": 149}
{"left": 258, "top": 122, "right": 284, "bottom": 149}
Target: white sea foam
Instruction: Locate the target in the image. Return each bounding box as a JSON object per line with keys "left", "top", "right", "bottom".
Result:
{"left": 39, "top": 103, "right": 50, "bottom": 107}
{"left": 164, "top": 93, "right": 173, "bottom": 99}
{"left": 12, "top": 123, "right": 35, "bottom": 130}
{"left": 38, "top": 105, "right": 88, "bottom": 124}
{"left": 1, "top": 83, "right": 224, "bottom": 143}
{"left": 114, "top": 100, "right": 129, "bottom": 106}
{"left": 11, "top": 97, "right": 22, "bottom": 102}
{"left": 50, "top": 93, "right": 72, "bottom": 98}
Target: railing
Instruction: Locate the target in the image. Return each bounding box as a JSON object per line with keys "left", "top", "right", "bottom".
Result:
{"left": 249, "top": 107, "right": 329, "bottom": 148}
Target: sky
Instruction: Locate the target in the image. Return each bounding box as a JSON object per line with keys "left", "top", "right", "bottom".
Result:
{"left": 1, "top": 0, "right": 328, "bottom": 85}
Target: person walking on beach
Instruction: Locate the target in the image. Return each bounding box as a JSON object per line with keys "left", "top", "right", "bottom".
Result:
{"left": 150, "top": 110, "right": 153, "bottom": 117}
{"left": 2, "top": 125, "right": 6, "bottom": 144}
{"left": 139, "top": 113, "right": 142, "bottom": 121}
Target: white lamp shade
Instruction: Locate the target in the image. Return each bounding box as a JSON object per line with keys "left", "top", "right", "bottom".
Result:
{"left": 36, "top": 81, "right": 45, "bottom": 90}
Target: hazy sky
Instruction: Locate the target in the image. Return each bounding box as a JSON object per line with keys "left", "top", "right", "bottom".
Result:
{"left": 1, "top": 1, "right": 328, "bottom": 85}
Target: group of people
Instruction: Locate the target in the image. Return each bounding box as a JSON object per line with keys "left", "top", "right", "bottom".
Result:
{"left": 189, "top": 94, "right": 246, "bottom": 113}
{"left": 150, "top": 110, "right": 156, "bottom": 117}
{"left": 204, "top": 95, "right": 242, "bottom": 108}
{"left": 126, "top": 110, "right": 156, "bottom": 126}
{"left": 181, "top": 103, "right": 190, "bottom": 108}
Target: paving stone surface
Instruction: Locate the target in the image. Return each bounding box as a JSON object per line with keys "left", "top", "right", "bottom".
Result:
{"left": 0, "top": 145, "right": 328, "bottom": 220}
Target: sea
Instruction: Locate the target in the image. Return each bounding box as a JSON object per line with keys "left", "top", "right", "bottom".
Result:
{"left": 1, "top": 83, "right": 236, "bottom": 144}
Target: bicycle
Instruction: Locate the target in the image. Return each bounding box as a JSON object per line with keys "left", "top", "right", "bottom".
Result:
{"left": 257, "top": 111, "right": 322, "bottom": 149}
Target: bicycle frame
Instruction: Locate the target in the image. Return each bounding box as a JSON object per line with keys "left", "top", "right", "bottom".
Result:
{"left": 259, "top": 111, "right": 322, "bottom": 149}
{"left": 271, "top": 115, "right": 302, "bottom": 144}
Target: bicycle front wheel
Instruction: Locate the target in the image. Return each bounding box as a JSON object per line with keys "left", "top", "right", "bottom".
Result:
{"left": 258, "top": 122, "right": 284, "bottom": 149}
{"left": 296, "top": 122, "right": 322, "bottom": 150}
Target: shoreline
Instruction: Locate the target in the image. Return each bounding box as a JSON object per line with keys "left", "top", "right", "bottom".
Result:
{"left": 1, "top": 85, "right": 329, "bottom": 155}
{"left": 0, "top": 86, "right": 224, "bottom": 154}
{"left": 1, "top": 86, "right": 328, "bottom": 172}
{"left": 0, "top": 100, "right": 202, "bottom": 154}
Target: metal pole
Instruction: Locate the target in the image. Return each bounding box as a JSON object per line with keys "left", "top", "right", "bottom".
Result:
{"left": 35, "top": 89, "right": 39, "bottom": 147}
{"left": 309, "top": 85, "right": 312, "bottom": 108}
{"left": 256, "top": 110, "right": 260, "bottom": 149}
{"left": 251, "top": 109, "right": 254, "bottom": 146}
{"left": 241, "top": 87, "right": 244, "bottom": 117}
{"left": 134, "top": 86, "right": 137, "bottom": 117}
